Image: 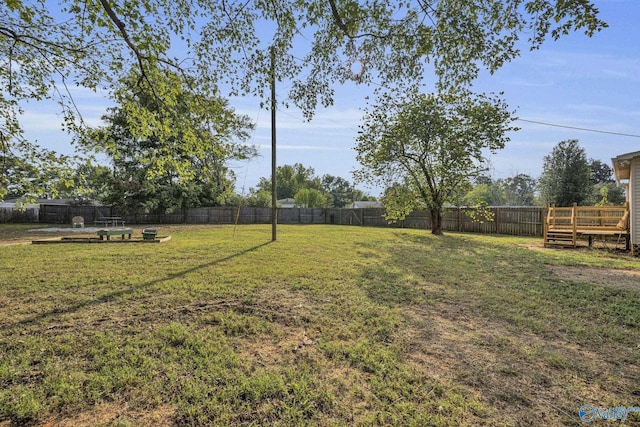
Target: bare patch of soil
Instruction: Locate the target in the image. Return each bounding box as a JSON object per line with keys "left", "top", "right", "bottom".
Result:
{"left": 546, "top": 265, "right": 640, "bottom": 292}
{"left": 520, "top": 240, "right": 629, "bottom": 252}
{"left": 402, "top": 300, "right": 629, "bottom": 426}
{"left": 41, "top": 403, "right": 176, "bottom": 427}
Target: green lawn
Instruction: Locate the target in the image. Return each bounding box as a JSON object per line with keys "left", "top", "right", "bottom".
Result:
{"left": 1, "top": 224, "right": 639, "bottom": 426}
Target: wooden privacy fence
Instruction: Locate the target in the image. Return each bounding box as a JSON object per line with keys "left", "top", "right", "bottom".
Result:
{"left": 0, "top": 207, "right": 39, "bottom": 223}
{"left": 351, "top": 206, "right": 544, "bottom": 236}
{"left": 26, "top": 204, "right": 546, "bottom": 237}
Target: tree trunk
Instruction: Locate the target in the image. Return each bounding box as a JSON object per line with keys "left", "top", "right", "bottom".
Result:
{"left": 429, "top": 206, "right": 443, "bottom": 235}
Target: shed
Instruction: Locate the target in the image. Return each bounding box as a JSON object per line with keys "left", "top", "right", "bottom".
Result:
{"left": 350, "top": 201, "right": 383, "bottom": 209}
{"left": 277, "top": 198, "right": 297, "bottom": 208}
{"left": 612, "top": 150, "right": 640, "bottom": 255}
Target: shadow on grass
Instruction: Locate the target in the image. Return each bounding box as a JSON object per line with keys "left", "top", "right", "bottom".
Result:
{"left": 357, "top": 231, "right": 475, "bottom": 306}
{"left": 1, "top": 241, "right": 272, "bottom": 331}
{"left": 356, "top": 230, "right": 640, "bottom": 425}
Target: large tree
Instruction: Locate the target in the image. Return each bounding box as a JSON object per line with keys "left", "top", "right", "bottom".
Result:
{"left": 461, "top": 182, "right": 507, "bottom": 207}
{"left": 294, "top": 188, "right": 327, "bottom": 208}
{"left": 502, "top": 173, "right": 537, "bottom": 206}
{"left": 539, "top": 139, "right": 591, "bottom": 207}
{"left": 355, "top": 90, "right": 517, "bottom": 234}
{"left": 586, "top": 158, "right": 626, "bottom": 206}
{"left": 81, "top": 72, "right": 256, "bottom": 213}
{"left": 321, "top": 174, "right": 353, "bottom": 208}
{"left": 253, "top": 163, "right": 322, "bottom": 201}
{"left": 1, "top": 1, "right": 607, "bottom": 200}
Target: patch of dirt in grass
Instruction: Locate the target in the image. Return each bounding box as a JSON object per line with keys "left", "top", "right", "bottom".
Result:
{"left": 42, "top": 402, "right": 176, "bottom": 427}
{"left": 520, "top": 240, "right": 629, "bottom": 252}
{"left": 547, "top": 265, "right": 640, "bottom": 292}
{"left": 231, "top": 288, "right": 321, "bottom": 361}
{"left": 402, "top": 301, "right": 625, "bottom": 426}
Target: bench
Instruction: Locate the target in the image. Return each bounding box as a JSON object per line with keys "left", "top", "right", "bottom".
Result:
{"left": 576, "top": 228, "right": 629, "bottom": 249}
{"left": 97, "top": 228, "right": 133, "bottom": 240}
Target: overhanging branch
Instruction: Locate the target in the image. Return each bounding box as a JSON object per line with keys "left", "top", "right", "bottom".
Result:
{"left": 97, "top": 0, "right": 150, "bottom": 83}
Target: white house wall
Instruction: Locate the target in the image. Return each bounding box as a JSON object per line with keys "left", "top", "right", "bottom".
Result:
{"left": 632, "top": 156, "right": 640, "bottom": 247}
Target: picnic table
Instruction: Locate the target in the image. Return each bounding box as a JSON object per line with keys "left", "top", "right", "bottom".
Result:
{"left": 97, "top": 228, "right": 133, "bottom": 240}
{"left": 94, "top": 216, "right": 125, "bottom": 227}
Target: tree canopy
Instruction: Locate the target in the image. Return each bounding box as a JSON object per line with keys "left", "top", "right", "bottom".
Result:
{"left": 587, "top": 158, "right": 625, "bottom": 206}
{"left": 247, "top": 163, "right": 373, "bottom": 208}
{"left": 0, "top": 142, "right": 76, "bottom": 201}
{"left": 80, "top": 72, "right": 256, "bottom": 212}
{"left": 462, "top": 174, "right": 537, "bottom": 206}
{"left": 355, "top": 89, "right": 517, "bottom": 234}
{"left": 1, "top": 0, "right": 607, "bottom": 200}
{"left": 1, "top": 1, "right": 608, "bottom": 114}
{"left": 253, "top": 163, "right": 322, "bottom": 201}
{"left": 294, "top": 188, "right": 327, "bottom": 208}
{"left": 539, "top": 139, "right": 592, "bottom": 207}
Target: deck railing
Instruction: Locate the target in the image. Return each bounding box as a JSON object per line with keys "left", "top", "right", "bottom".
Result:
{"left": 544, "top": 203, "right": 629, "bottom": 248}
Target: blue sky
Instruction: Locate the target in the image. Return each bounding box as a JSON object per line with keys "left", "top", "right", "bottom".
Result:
{"left": 21, "top": 0, "right": 640, "bottom": 197}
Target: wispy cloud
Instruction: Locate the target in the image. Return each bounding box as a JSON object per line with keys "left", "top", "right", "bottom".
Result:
{"left": 255, "top": 144, "right": 345, "bottom": 151}
{"left": 20, "top": 106, "right": 106, "bottom": 131}
{"left": 522, "top": 50, "right": 640, "bottom": 82}
{"left": 504, "top": 78, "right": 555, "bottom": 88}
{"left": 234, "top": 99, "right": 363, "bottom": 131}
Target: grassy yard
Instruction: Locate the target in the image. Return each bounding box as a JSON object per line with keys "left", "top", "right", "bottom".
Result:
{"left": 1, "top": 224, "right": 639, "bottom": 426}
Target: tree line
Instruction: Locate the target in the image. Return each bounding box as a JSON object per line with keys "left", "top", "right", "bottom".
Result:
{"left": 244, "top": 163, "right": 376, "bottom": 209}
{"left": 462, "top": 140, "right": 625, "bottom": 208}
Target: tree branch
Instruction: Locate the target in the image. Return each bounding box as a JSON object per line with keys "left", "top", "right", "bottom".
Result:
{"left": 96, "top": 0, "right": 149, "bottom": 80}
{"left": 326, "top": 0, "right": 382, "bottom": 39}
{"left": 327, "top": 0, "right": 352, "bottom": 37}
{"left": 0, "top": 25, "right": 88, "bottom": 55}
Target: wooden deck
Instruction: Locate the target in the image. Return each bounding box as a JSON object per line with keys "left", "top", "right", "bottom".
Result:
{"left": 544, "top": 203, "right": 630, "bottom": 249}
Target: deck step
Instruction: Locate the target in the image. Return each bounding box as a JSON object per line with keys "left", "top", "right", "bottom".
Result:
{"left": 544, "top": 229, "right": 576, "bottom": 247}
{"left": 546, "top": 234, "right": 574, "bottom": 239}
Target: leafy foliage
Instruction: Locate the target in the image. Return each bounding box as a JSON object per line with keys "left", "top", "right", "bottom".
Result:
{"left": 248, "top": 163, "right": 373, "bottom": 207}
{"left": 355, "top": 90, "right": 517, "bottom": 234}
{"left": 586, "top": 158, "right": 626, "bottom": 206}
{"left": 254, "top": 163, "right": 322, "bottom": 201}
{"left": 588, "top": 182, "right": 626, "bottom": 206}
{"left": 462, "top": 174, "right": 537, "bottom": 206}
{"left": 0, "top": 0, "right": 608, "bottom": 117}
{"left": 0, "top": 142, "right": 77, "bottom": 202}
{"left": 539, "top": 139, "right": 592, "bottom": 207}
{"left": 0, "top": 0, "right": 607, "bottom": 200}
{"left": 294, "top": 188, "right": 327, "bottom": 208}
{"left": 321, "top": 175, "right": 353, "bottom": 208}
{"left": 589, "top": 159, "right": 614, "bottom": 184}
{"left": 501, "top": 174, "right": 538, "bottom": 206}
{"left": 79, "top": 72, "right": 256, "bottom": 212}
{"left": 243, "top": 189, "right": 273, "bottom": 208}
{"left": 379, "top": 183, "right": 419, "bottom": 224}
{"left": 461, "top": 183, "right": 506, "bottom": 207}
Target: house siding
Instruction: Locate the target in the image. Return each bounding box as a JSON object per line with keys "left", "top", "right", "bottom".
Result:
{"left": 632, "top": 156, "right": 640, "bottom": 247}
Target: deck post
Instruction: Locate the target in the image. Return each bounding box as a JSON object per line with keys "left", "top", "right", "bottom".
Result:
{"left": 572, "top": 203, "right": 578, "bottom": 247}
{"left": 543, "top": 205, "right": 549, "bottom": 245}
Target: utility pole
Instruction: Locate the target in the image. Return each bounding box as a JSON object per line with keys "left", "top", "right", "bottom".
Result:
{"left": 270, "top": 46, "right": 277, "bottom": 241}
